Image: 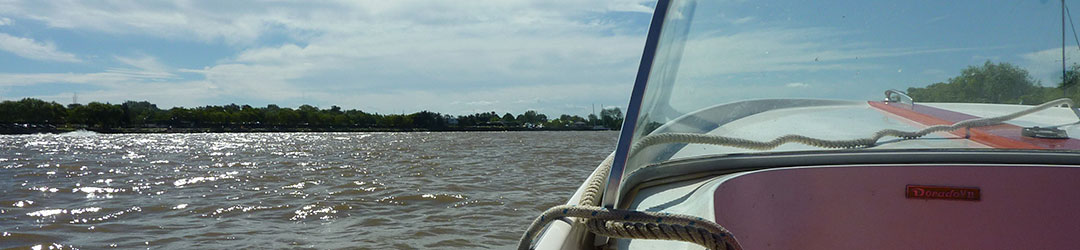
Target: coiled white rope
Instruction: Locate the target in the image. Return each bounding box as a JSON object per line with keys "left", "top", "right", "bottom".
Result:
{"left": 523, "top": 204, "right": 741, "bottom": 250}
{"left": 519, "top": 153, "right": 743, "bottom": 250}
{"left": 631, "top": 98, "right": 1080, "bottom": 152}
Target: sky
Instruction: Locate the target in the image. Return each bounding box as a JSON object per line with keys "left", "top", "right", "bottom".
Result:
{"left": 0, "top": 0, "right": 653, "bottom": 116}
{"left": 0, "top": 0, "right": 1077, "bottom": 116}
{"left": 657, "top": 0, "right": 1080, "bottom": 112}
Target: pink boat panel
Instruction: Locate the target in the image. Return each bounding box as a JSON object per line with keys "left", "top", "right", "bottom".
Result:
{"left": 713, "top": 165, "right": 1080, "bottom": 250}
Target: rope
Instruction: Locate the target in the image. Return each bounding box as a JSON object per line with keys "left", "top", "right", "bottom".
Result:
{"left": 578, "top": 152, "right": 614, "bottom": 207}
{"left": 518, "top": 153, "right": 744, "bottom": 250}
{"left": 631, "top": 98, "right": 1080, "bottom": 153}
{"left": 522, "top": 205, "right": 741, "bottom": 250}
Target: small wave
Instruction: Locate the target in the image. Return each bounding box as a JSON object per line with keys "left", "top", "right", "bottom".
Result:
{"left": 290, "top": 204, "right": 340, "bottom": 221}
{"left": 376, "top": 193, "right": 467, "bottom": 205}
{"left": 13, "top": 200, "right": 35, "bottom": 208}
{"left": 26, "top": 207, "right": 101, "bottom": 217}
{"left": 73, "top": 206, "right": 141, "bottom": 224}
{"left": 173, "top": 172, "right": 238, "bottom": 187}
{"left": 73, "top": 186, "right": 124, "bottom": 198}
{"left": 59, "top": 129, "right": 100, "bottom": 136}
{"left": 451, "top": 199, "right": 503, "bottom": 208}
{"left": 202, "top": 204, "right": 282, "bottom": 218}
{"left": 282, "top": 180, "right": 320, "bottom": 189}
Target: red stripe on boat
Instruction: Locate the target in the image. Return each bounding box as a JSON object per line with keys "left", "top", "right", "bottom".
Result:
{"left": 868, "top": 101, "right": 1080, "bottom": 150}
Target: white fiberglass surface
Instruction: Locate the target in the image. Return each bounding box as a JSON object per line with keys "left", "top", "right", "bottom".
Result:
{"left": 923, "top": 102, "right": 1080, "bottom": 128}
{"left": 669, "top": 103, "right": 991, "bottom": 159}
{"left": 622, "top": 0, "right": 1080, "bottom": 179}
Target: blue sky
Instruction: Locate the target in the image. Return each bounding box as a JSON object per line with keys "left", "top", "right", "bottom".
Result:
{"left": 0, "top": 0, "right": 1076, "bottom": 116}
{"left": 661, "top": 0, "right": 1080, "bottom": 110}
{"left": 0, "top": 0, "right": 654, "bottom": 116}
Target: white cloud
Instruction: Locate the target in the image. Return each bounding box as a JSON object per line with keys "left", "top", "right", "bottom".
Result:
{"left": 161, "top": 1, "right": 648, "bottom": 113}
{"left": 115, "top": 55, "right": 170, "bottom": 73}
{"left": 605, "top": 0, "right": 655, "bottom": 13}
{"left": 0, "top": 17, "right": 11, "bottom": 26}
{"left": 28, "top": 80, "right": 220, "bottom": 108}
{"left": 1020, "top": 47, "right": 1080, "bottom": 84}
{"left": 0, "top": 1, "right": 656, "bottom": 45}
{"left": 679, "top": 28, "right": 990, "bottom": 78}
{"left": 0, "top": 33, "right": 80, "bottom": 62}
{"left": 460, "top": 100, "right": 497, "bottom": 106}
{"left": 0, "top": 55, "right": 187, "bottom": 106}
{"left": 178, "top": 62, "right": 312, "bottom": 101}
{"left": 0, "top": 68, "right": 218, "bottom": 108}
{"left": 0, "top": 69, "right": 177, "bottom": 88}
{"left": 785, "top": 82, "right": 809, "bottom": 88}
{"left": 731, "top": 16, "right": 755, "bottom": 24}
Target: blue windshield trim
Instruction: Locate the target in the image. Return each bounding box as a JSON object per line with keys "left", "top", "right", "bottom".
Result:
{"left": 603, "top": 0, "right": 674, "bottom": 209}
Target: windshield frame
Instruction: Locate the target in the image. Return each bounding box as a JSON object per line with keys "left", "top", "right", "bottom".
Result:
{"left": 603, "top": 0, "right": 676, "bottom": 209}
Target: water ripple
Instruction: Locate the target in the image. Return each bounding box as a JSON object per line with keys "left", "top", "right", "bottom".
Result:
{"left": 0, "top": 131, "right": 617, "bottom": 248}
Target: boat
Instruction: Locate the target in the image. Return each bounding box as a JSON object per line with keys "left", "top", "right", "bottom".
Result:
{"left": 520, "top": 1, "right": 1080, "bottom": 249}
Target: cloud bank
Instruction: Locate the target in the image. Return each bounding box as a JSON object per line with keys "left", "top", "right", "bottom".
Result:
{"left": 0, "top": 33, "right": 80, "bottom": 62}
{"left": 0, "top": 0, "right": 654, "bottom": 115}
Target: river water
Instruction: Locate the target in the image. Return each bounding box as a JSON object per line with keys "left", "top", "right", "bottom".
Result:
{"left": 0, "top": 131, "right": 618, "bottom": 249}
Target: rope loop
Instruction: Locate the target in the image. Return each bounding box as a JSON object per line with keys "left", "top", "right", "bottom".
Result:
{"left": 519, "top": 153, "right": 743, "bottom": 250}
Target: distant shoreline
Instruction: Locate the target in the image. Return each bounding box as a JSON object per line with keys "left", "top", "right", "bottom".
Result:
{"left": 1, "top": 125, "right": 613, "bottom": 135}
{"left": 2, "top": 98, "right": 626, "bottom": 135}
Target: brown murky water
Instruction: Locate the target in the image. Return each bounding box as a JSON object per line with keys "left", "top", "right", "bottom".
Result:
{"left": 0, "top": 131, "right": 618, "bottom": 249}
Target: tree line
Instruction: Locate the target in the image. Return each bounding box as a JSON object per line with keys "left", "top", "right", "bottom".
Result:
{"left": 906, "top": 61, "right": 1080, "bottom": 104}
{"left": 0, "top": 99, "right": 624, "bottom": 132}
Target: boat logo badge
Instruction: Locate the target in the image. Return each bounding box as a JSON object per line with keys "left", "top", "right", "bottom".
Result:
{"left": 905, "top": 185, "right": 980, "bottom": 201}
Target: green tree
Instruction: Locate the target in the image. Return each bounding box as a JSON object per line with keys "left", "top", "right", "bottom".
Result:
{"left": 238, "top": 105, "right": 263, "bottom": 125}
{"left": 122, "top": 101, "right": 164, "bottom": 126}
{"left": 279, "top": 108, "right": 301, "bottom": 126}
{"left": 66, "top": 103, "right": 88, "bottom": 125}
{"left": 907, "top": 61, "right": 1043, "bottom": 104}
{"left": 85, "top": 102, "right": 125, "bottom": 128}
{"left": 1058, "top": 63, "right": 1080, "bottom": 101}
{"left": 410, "top": 111, "right": 445, "bottom": 129}
{"left": 297, "top": 104, "right": 320, "bottom": 125}
{"left": 379, "top": 114, "right": 412, "bottom": 128}
{"left": 0, "top": 98, "right": 67, "bottom": 124}
{"left": 346, "top": 110, "right": 376, "bottom": 127}
{"left": 600, "top": 107, "right": 624, "bottom": 130}
{"left": 518, "top": 110, "right": 546, "bottom": 124}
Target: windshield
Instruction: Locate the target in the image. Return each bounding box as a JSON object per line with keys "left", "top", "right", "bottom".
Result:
{"left": 607, "top": 0, "right": 1080, "bottom": 205}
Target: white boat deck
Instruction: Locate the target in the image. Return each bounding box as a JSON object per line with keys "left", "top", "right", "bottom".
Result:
{"left": 671, "top": 102, "right": 1080, "bottom": 159}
